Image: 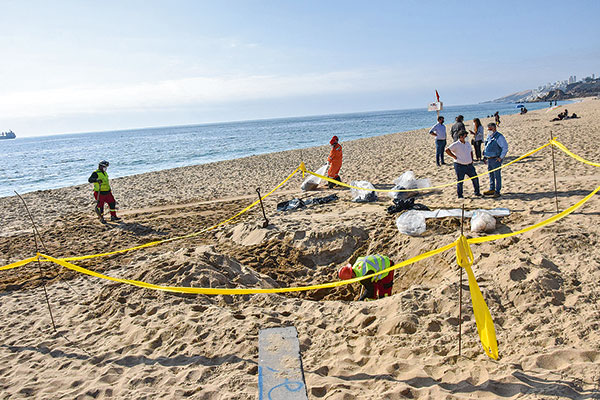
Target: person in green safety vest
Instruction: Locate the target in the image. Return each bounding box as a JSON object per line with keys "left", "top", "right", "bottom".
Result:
{"left": 338, "top": 255, "right": 394, "bottom": 301}
{"left": 88, "top": 160, "right": 121, "bottom": 223}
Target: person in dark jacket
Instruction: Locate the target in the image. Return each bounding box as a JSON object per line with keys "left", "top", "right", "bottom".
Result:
{"left": 88, "top": 160, "right": 121, "bottom": 223}
{"left": 450, "top": 115, "right": 466, "bottom": 142}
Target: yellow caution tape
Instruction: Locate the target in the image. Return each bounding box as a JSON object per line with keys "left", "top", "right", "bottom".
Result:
{"left": 464, "top": 262, "right": 499, "bottom": 360}
{"left": 1, "top": 139, "right": 598, "bottom": 272}
{"left": 39, "top": 242, "right": 456, "bottom": 295}
{"left": 307, "top": 142, "right": 552, "bottom": 193}
{"left": 0, "top": 256, "right": 40, "bottom": 271}
{"left": 551, "top": 139, "right": 600, "bottom": 168}
{"left": 56, "top": 166, "right": 302, "bottom": 262}
{"left": 455, "top": 235, "right": 498, "bottom": 360}
{"left": 468, "top": 183, "right": 600, "bottom": 244}
{"left": 455, "top": 235, "right": 474, "bottom": 269}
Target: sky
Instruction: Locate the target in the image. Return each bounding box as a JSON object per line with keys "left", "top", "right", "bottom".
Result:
{"left": 1, "top": 0, "right": 599, "bottom": 137}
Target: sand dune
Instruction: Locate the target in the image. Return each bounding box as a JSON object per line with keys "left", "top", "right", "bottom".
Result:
{"left": 1, "top": 99, "right": 600, "bottom": 398}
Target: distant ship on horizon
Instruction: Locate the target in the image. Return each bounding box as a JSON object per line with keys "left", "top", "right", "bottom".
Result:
{"left": 0, "top": 130, "right": 16, "bottom": 139}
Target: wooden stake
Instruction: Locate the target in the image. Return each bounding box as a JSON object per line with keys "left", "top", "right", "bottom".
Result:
{"left": 15, "top": 191, "right": 57, "bottom": 332}
{"left": 549, "top": 132, "right": 560, "bottom": 213}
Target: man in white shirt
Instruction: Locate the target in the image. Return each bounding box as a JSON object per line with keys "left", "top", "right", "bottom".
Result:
{"left": 429, "top": 115, "right": 447, "bottom": 166}
{"left": 446, "top": 131, "right": 482, "bottom": 198}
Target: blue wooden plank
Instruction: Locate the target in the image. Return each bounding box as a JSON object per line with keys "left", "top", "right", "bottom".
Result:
{"left": 258, "top": 326, "right": 308, "bottom": 400}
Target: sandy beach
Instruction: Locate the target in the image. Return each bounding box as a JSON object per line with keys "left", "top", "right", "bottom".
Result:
{"left": 1, "top": 98, "right": 600, "bottom": 399}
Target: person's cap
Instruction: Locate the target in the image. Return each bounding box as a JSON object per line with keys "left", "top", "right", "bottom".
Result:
{"left": 99, "top": 160, "right": 109, "bottom": 167}
{"left": 338, "top": 264, "right": 354, "bottom": 280}
{"left": 487, "top": 122, "right": 496, "bottom": 128}
{"left": 330, "top": 136, "right": 339, "bottom": 145}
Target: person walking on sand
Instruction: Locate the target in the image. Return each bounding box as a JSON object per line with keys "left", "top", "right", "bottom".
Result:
{"left": 483, "top": 123, "right": 508, "bottom": 198}
{"left": 450, "top": 114, "right": 466, "bottom": 142}
{"left": 469, "top": 118, "right": 484, "bottom": 161}
{"left": 326, "top": 136, "right": 343, "bottom": 188}
{"left": 88, "top": 160, "right": 121, "bottom": 223}
{"left": 338, "top": 255, "right": 394, "bottom": 301}
{"left": 446, "top": 131, "right": 482, "bottom": 198}
{"left": 429, "top": 115, "right": 447, "bottom": 166}
{"left": 494, "top": 111, "right": 501, "bottom": 127}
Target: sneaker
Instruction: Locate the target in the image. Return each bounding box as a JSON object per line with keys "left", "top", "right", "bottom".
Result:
{"left": 457, "top": 195, "right": 464, "bottom": 199}
{"left": 99, "top": 217, "right": 107, "bottom": 224}
{"left": 110, "top": 216, "right": 122, "bottom": 222}
{"left": 483, "top": 189, "right": 496, "bottom": 196}
{"left": 492, "top": 192, "right": 501, "bottom": 198}
{"left": 474, "top": 192, "right": 483, "bottom": 197}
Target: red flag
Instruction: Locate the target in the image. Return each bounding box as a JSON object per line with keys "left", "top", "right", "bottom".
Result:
{"left": 435, "top": 90, "right": 440, "bottom": 102}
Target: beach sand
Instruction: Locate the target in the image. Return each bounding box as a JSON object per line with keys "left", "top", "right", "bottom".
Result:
{"left": 1, "top": 98, "right": 600, "bottom": 398}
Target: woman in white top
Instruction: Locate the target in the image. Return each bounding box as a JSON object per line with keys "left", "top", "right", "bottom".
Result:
{"left": 469, "top": 118, "right": 484, "bottom": 161}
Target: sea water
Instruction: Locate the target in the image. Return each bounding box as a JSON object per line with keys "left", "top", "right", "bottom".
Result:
{"left": 0, "top": 101, "right": 568, "bottom": 198}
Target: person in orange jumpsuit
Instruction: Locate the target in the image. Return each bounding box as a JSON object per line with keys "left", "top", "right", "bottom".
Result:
{"left": 327, "top": 136, "right": 343, "bottom": 188}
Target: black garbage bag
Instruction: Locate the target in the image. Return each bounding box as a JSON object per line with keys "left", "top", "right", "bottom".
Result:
{"left": 387, "top": 198, "right": 430, "bottom": 214}
{"left": 277, "top": 198, "right": 306, "bottom": 212}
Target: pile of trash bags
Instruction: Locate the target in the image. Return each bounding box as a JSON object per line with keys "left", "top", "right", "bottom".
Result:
{"left": 386, "top": 197, "right": 430, "bottom": 214}
{"left": 350, "top": 181, "right": 377, "bottom": 202}
{"left": 388, "top": 171, "right": 432, "bottom": 200}
{"left": 277, "top": 194, "right": 339, "bottom": 212}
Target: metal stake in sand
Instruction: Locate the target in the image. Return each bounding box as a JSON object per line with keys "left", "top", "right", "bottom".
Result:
{"left": 549, "top": 132, "right": 560, "bottom": 213}
{"left": 256, "top": 188, "right": 269, "bottom": 228}
{"left": 14, "top": 191, "right": 57, "bottom": 332}
{"left": 458, "top": 204, "right": 465, "bottom": 357}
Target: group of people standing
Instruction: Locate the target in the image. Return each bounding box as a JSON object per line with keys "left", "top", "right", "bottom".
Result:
{"left": 429, "top": 114, "right": 508, "bottom": 198}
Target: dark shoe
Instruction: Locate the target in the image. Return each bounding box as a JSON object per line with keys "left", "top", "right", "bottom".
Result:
{"left": 99, "top": 217, "right": 107, "bottom": 224}
{"left": 491, "top": 192, "right": 501, "bottom": 198}
{"left": 483, "top": 189, "right": 495, "bottom": 196}
{"left": 474, "top": 192, "right": 483, "bottom": 197}
{"left": 457, "top": 195, "right": 464, "bottom": 199}
{"left": 110, "top": 216, "right": 122, "bottom": 222}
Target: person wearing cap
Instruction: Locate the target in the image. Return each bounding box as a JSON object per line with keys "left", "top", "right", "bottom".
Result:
{"left": 88, "top": 160, "right": 121, "bottom": 223}
{"left": 483, "top": 123, "right": 508, "bottom": 198}
{"left": 338, "top": 255, "right": 394, "bottom": 301}
{"left": 446, "top": 131, "right": 482, "bottom": 198}
{"left": 429, "top": 115, "right": 447, "bottom": 166}
{"left": 326, "top": 136, "right": 343, "bottom": 188}
{"left": 450, "top": 115, "right": 466, "bottom": 142}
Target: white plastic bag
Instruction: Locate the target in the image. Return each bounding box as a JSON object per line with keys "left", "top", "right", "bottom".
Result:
{"left": 393, "top": 171, "right": 417, "bottom": 189}
{"left": 350, "top": 180, "right": 377, "bottom": 202}
{"left": 470, "top": 210, "right": 497, "bottom": 233}
{"left": 396, "top": 210, "right": 426, "bottom": 236}
{"left": 389, "top": 171, "right": 432, "bottom": 199}
{"left": 301, "top": 164, "right": 328, "bottom": 191}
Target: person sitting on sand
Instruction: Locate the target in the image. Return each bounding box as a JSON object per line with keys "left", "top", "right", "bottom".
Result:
{"left": 326, "top": 136, "right": 343, "bottom": 188}
{"left": 338, "top": 255, "right": 394, "bottom": 301}
{"left": 88, "top": 160, "right": 121, "bottom": 223}
{"left": 446, "top": 131, "right": 482, "bottom": 199}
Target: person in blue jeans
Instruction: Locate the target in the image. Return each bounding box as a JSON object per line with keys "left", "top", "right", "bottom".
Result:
{"left": 429, "top": 115, "right": 447, "bottom": 166}
{"left": 483, "top": 123, "right": 508, "bottom": 198}
{"left": 446, "top": 131, "right": 481, "bottom": 198}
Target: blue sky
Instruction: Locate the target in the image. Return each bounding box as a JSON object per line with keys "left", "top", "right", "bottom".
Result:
{"left": 1, "top": 0, "right": 599, "bottom": 137}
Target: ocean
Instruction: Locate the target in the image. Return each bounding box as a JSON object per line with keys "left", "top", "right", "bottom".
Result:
{"left": 0, "top": 101, "right": 568, "bottom": 198}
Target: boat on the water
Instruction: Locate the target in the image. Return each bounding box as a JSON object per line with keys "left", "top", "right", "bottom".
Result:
{"left": 0, "top": 130, "right": 16, "bottom": 139}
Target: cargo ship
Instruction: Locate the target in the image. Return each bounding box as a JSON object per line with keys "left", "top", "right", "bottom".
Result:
{"left": 0, "top": 130, "right": 16, "bottom": 139}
